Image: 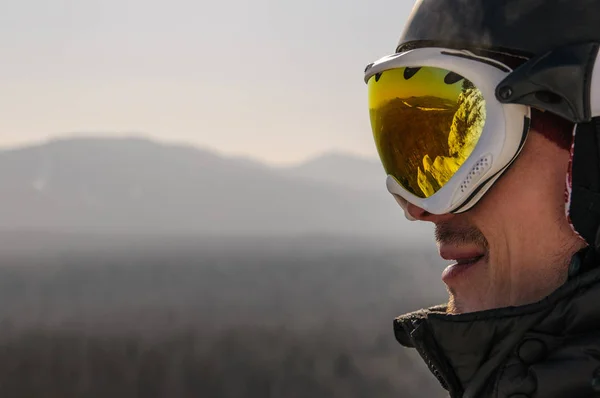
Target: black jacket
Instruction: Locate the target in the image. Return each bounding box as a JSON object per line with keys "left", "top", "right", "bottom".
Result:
{"left": 394, "top": 265, "right": 600, "bottom": 398}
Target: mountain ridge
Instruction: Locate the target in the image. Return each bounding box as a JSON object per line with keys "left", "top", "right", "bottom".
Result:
{"left": 0, "top": 135, "right": 432, "bottom": 241}
{"left": 0, "top": 135, "right": 379, "bottom": 170}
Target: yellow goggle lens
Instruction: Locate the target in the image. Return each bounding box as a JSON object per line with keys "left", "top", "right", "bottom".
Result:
{"left": 368, "top": 66, "right": 486, "bottom": 198}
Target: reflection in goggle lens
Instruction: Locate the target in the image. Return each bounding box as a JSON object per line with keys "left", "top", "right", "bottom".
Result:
{"left": 368, "top": 66, "right": 486, "bottom": 198}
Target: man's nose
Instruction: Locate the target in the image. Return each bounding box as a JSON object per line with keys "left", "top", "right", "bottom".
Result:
{"left": 405, "top": 202, "right": 453, "bottom": 223}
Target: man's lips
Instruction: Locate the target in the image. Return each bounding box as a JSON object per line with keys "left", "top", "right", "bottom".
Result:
{"left": 439, "top": 246, "right": 485, "bottom": 264}
{"left": 439, "top": 245, "right": 486, "bottom": 282}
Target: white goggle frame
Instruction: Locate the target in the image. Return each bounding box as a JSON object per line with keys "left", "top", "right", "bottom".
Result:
{"left": 364, "top": 47, "right": 531, "bottom": 219}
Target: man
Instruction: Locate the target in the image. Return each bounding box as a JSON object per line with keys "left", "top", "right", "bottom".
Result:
{"left": 364, "top": 1, "right": 600, "bottom": 397}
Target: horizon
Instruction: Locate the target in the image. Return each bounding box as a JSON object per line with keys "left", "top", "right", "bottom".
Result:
{"left": 1, "top": 0, "right": 416, "bottom": 164}
{"left": 0, "top": 132, "right": 382, "bottom": 167}
{"left": 0, "top": 130, "right": 436, "bottom": 244}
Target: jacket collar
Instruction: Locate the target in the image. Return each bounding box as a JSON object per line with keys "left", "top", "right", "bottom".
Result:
{"left": 394, "top": 264, "right": 600, "bottom": 398}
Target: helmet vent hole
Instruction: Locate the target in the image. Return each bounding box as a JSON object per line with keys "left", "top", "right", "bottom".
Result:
{"left": 535, "top": 91, "right": 562, "bottom": 104}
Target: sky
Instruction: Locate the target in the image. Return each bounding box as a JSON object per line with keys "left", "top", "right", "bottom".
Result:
{"left": 1, "top": 0, "right": 416, "bottom": 165}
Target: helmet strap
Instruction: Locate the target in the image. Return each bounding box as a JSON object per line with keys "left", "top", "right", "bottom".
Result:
{"left": 567, "top": 117, "right": 600, "bottom": 275}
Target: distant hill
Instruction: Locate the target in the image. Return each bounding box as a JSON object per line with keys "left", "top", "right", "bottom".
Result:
{"left": 279, "top": 152, "right": 385, "bottom": 192}
{"left": 0, "top": 136, "right": 433, "bottom": 241}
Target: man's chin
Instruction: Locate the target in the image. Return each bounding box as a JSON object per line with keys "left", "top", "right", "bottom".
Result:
{"left": 444, "top": 258, "right": 493, "bottom": 314}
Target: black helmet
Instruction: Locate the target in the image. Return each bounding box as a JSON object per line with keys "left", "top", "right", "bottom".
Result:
{"left": 394, "top": 0, "right": 600, "bottom": 268}
{"left": 397, "top": 0, "right": 600, "bottom": 124}
{"left": 398, "top": 0, "right": 600, "bottom": 59}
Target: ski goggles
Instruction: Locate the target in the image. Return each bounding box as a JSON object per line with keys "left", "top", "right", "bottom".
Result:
{"left": 364, "top": 47, "right": 531, "bottom": 218}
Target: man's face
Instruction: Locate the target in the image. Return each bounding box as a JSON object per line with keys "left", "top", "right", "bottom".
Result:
{"left": 405, "top": 130, "right": 587, "bottom": 314}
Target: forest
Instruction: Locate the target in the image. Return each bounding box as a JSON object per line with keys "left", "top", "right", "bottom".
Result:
{"left": 0, "top": 233, "right": 448, "bottom": 397}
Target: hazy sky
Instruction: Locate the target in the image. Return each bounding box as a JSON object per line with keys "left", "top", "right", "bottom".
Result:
{"left": 2, "top": 0, "right": 415, "bottom": 164}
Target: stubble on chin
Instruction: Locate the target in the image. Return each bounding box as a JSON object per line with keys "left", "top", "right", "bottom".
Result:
{"left": 446, "top": 294, "right": 459, "bottom": 314}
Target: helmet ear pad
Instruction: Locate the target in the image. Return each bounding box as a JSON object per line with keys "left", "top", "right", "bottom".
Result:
{"left": 566, "top": 120, "right": 600, "bottom": 247}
